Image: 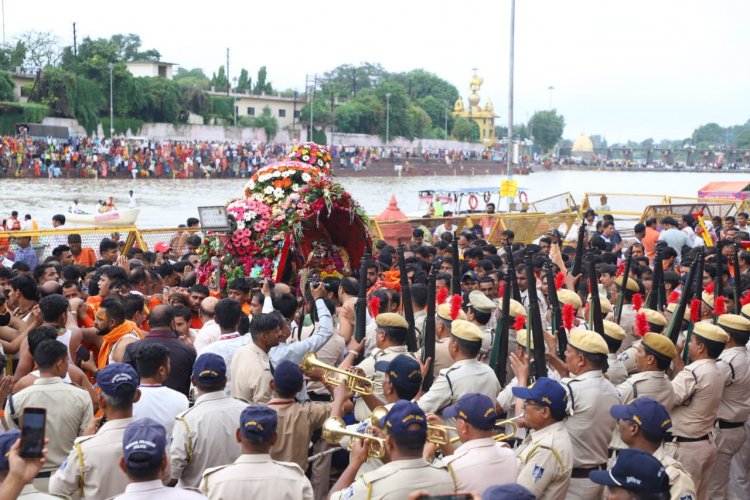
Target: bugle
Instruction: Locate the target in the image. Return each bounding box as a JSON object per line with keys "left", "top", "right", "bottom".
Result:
{"left": 300, "top": 352, "right": 380, "bottom": 396}
{"left": 321, "top": 416, "right": 385, "bottom": 458}
{"left": 493, "top": 414, "right": 524, "bottom": 442}
{"left": 427, "top": 424, "right": 461, "bottom": 446}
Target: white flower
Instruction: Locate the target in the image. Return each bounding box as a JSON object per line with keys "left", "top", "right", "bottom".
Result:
{"left": 292, "top": 184, "right": 299, "bottom": 192}
{"left": 264, "top": 186, "right": 274, "bottom": 195}
{"left": 273, "top": 187, "right": 284, "bottom": 198}
{"left": 245, "top": 180, "right": 256, "bottom": 191}
{"left": 302, "top": 173, "right": 311, "bottom": 182}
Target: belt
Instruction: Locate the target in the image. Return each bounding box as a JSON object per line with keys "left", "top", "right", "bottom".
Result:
{"left": 668, "top": 433, "right": 710, "bottom": 443}
{"left": 571, "top": 464, "right": 606, "bottom": 478}
{"left": 36, "top": 470, "right": 52, "bottom": 478}
{"left": 308, "top": 393, "right": 332, "bottom": 402}
{"left": 717, "top": 420, "right": 745, "bottom": 429}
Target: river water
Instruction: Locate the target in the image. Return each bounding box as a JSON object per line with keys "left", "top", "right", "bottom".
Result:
{"left": 0, "top": 169, "right": 746, "bottom": 228}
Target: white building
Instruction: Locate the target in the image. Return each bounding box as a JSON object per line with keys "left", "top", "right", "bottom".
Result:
{"left": 125, "top": 61, "right": 176, "bottom": 79}
{"left": 207, "top": 89, "right": 306, "bottom": 131}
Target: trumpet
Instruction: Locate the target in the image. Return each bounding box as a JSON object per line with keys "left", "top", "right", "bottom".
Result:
{"left": 300, "top": 352, "right": 380, "bottom": 396}
{"left": 368, "top": 406, "right": 389, "bottom": 428}
{"left": 427, "top": 425, "right": 461, "bottom": 446}
{"left": 493, "top": 415, "right": 524, "bottom": 442}
{"left": 321, "top": 416, "right": 386, "bottom": 458}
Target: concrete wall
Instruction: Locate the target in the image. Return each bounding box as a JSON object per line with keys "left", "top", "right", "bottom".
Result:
{"left": 328, "top": 131, "right": 485, "bottom": 152}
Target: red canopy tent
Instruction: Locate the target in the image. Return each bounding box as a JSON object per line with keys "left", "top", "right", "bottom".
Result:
{"left": 376, "top": 196, "right": 412, "bottom": 244}
{"left": 698, "top": 181, "right": 750, "bottom": 200}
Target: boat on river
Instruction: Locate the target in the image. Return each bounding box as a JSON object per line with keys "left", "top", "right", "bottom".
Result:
{"left": 66, "top": 208, "right": 141, "bottom": 226}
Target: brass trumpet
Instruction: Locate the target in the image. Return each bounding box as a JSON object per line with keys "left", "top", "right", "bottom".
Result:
{"left": 427, "top": 425, "right": 461, "bottom": 446}
{"left": 369, "top": 406, "right": 389, "bottom": 428}
{"left": 321, "top": 416, "right": 386, "bottom": 458}
{"left": 493, "top": 415, "right": 524, "bottom": 442}
{"left": 300, "top": 352, "right": 380, "bottom": 396}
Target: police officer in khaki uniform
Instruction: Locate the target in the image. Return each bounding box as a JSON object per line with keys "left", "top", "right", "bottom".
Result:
{"left": 169, "top": 353, "right": 247, "bottom": 488}
{"left": 602, "top": 320, "right": 628, "bottom": 384}
{"left": 434, "top": 393, "right": 517, "bottom": 492}
{"left": 613, "top": 275, "right": 640, "bottom": 351}
{"left": 550, "top": 329, "right": 620, "bottom": 500}
{"left": 49, "top": 363, "right": 141, "bottom": 500}
{"left": 466, "top": 290, "right": 497, "bottom": 358}
{"left": 611, "top": 333, "right": 676, "bottom": 452}
{"left": 618, "top": 308, "right": 667, "bottom": 374}
{"left": 230, "top": 313, "right": 282, "bottom": 403}
{"left": 708, "top": 314, "right": 750, "bottom": 498}
{"left": 667, "top": 320, "right": 728, "bottom": 499}
{"left": 417, "top": 319, "right": 501, "bottom": 415}
{"left": 428, "top": 303, "right": 467, "bottom": 378}
{"left": 512, "top": 377, "right": 573, "bottom": 500}
{"left": 201, "top": 405, "right": 313, "bottom": 500}
{"left": 612, "top": 397, "right": 696, "bottom": 500}
{"left": 329, "top": 400, "right": 456, "bottom": 499}
{"left": 411, "top": 283, "right": 428, "bottom": 345}
{"left": 352, "top": 313, "right": 417, "bottom": 421}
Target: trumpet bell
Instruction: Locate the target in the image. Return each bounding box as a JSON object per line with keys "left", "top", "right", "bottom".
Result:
{"left": 427, "top": 424, "right": 459, "bottom": 446}
{"left": 369, "top": 406, "right": 389, "bottom": 428}
{"left": 321, "top": 416, "right": 386, "bottom": 459}
{"left": 300, "top": 352, "right": 377, "bottom": 396}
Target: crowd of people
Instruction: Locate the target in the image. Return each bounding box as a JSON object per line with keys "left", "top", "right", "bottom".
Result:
{"left": 0, "top": 136, "right": 489, "bottom": 180}
{"left": 0, "top": 204, "right": 748, "bottom": 499}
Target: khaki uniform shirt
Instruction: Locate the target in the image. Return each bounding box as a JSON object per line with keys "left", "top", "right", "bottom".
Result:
{"left": 561, "top": 370, "right": 619, "bottom": 467}
{"left": 443, "top": 437, "right": 517, "bottom": 492}
{"left": 5, "top": 377, "right": 93, "bottom": 470}
{"left": 48, "top": 417, "right": 134, "bottom": 500}
{"left": 201, "top": 454, "right": 313, "bottom": 500}
{"left": 611, "top": 371, "right": 675, "bottom": 449}
{"left": 354, "top": 346, "right": 416, "bottom": 421}
{"left": 413, "top": 309, "right": 427, "bottom": 345}
{"left": 267, "top": 397, "right": 331, "bottom": 470}
{"left": 231, "top": 341, "right": 273, "bottom": 403}
{"left": 417, "top": 359, "right": 502, "bottom": 415}
{"left": 515, "top": 421, "right": 573, "bottom": 500}
{"left": 606, "top": 353, "right": 628, "bottom": 385}
{"left": 16, "top": 484, "right": 68, "bottom": 499}
{"left": 329, "top": 458, "right": 456, "bottom": 500}
{"left": 670, "top": 358, "right": 723, "bottom": 437}
{"left": 618, "top": 304, "right": 636, "bottom": 353}
{"left": 617, "top": 339, "right": 641, "bottom": 375}
{"left": 169, "top": 391, "right": 246, "bottom": 488}
{"left": 653, "top": 445, "right": 697, "bottom": 500}
{"left": 716, "top": 346, "right": 750, "bottom": 423}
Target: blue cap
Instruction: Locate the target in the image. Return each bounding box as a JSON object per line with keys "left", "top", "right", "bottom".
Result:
{"left": 374, "top": 355, "right": 422, "bottom": 394}
{"left": 0, "top": 430, "right": 20, "bottom": 470}
{"left": 122, "top": 418, "right": 166, "bottom": 470}
{"left": 192, "top": 353, "right": 226, "bottom": 384}
{"left": 273, "top": 360, "right": 303, "bottom": 395}
{"left": 461, "top": 271, "right": 478, "bottom": 282}
{"left": 483, "top": 483, "right": 536, "bottom": 500}
{"left": 378, "top": 400, "right": 427, "bottom": 437}
{"left": 610, "top": 397, "right": 672, "bottom": 440}
{"left": 443, "top": 393, "right": 498, "bottom": 430}
{"left": 96, "top": 362, "right": 139, "bottom": 397}
{"left": 511, "top": 377, "right": 567, "bottom": 413}
{"left": 240, "top": 404, "right": 278, "bottom": 443}
{"left": 589, "top": 448, "right": 669, "bottom": 493}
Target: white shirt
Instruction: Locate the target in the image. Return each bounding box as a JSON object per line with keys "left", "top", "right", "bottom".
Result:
{"left": 194, "top": 320, "right": 221, "bottom": 353}
{"left": 200, "top": 333, "right": 252, "bottom": 396}
{"left": 111, "top": 479, "right": 207, "bottom": 499}
{"left": 133, "top": 385, "right": 189, "bottom": 435}
{"left": 128, "top": 194, "right": 137, "bottom": 209}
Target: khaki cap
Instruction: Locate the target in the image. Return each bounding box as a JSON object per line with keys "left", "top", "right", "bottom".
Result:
{"left": 376, "top": 313, "right": 408, "bottom": 329}
{"left": 557, "top": 289, "right": 583, "bottom": 309}
{"left": 741, "top": 303, "right": 750, "bottom": 320}
{"left": 602, "top": 320, "right": 626, "bottom": 341}
{"left": 615, "top": 275, "right": 640, "bottom": 292}
{"left": 516, "top": 329, "right": 533, "bottom": 349}
{"left": 437, "top": 303, "right": 467, "bottom": 321}
{"left": 701, "top": 291, "right": 715, "bottom": 308}
{"left": 509, "top": 299, "right": 526, "bottom": 318}
{"left": 588, "top": 294, "right": 613, "bottom": 314}
{"left": 717, "top": 314, "right": 750, "bottom": 333}
{"left": 569, "top": 329, "right": 609, "bottom": 355}
{"left": 666, "top": 302, "right": 691, "bottom": 322}
{"left": 642, "top": 333, "right": 677, "bottom": 359}
{"left": 451, "top": 319, "right": 485, "bottom": 342}
{"left": 641, "top": 308, "right": 667, "bottom": 327}
{"left": 692, "top": 321, "right": 730, "bottom": 343}
{"left": 468, "top": 290, "right": 497, "bottom": 313}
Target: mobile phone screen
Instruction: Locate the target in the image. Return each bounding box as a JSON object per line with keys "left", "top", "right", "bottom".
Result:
{"left": 20, "top": 408, "right": 46, "bottom": 458}
{"left": 76, "top": 345, "right": 91, "bottom": 362}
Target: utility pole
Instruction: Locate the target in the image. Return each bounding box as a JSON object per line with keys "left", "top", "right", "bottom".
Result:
{"left": 109, "top": 63, "right": 114, "bottom": 138}
{"left": 506, "top": 0, "right": 516, "bottom": 191}
{"left": 226, "top": 48, "right": 230, "bottom": 96}
{"left": 309, "top": 74, "right": 316, "bottom": 142}
{"left": 73, "top": 22, "right": 78, "bottom": 56}
{"left": 1, "top": 0, "right": 5, "bottom": 49}
{"left": 444, "top": 101, "right": 448, "bottom": 138}
{"left": 385, "top": 93, "right": 391, "bottom": 144}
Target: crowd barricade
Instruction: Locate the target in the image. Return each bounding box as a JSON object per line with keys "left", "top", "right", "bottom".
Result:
{"left": 527, "top": 192, "right": 578, "bottom": 214}
{"left": 640, "top": 203, "right": 742, "bottom": 224}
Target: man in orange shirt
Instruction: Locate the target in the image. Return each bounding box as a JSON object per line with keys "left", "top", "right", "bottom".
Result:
{"left": 227, "top": 278, "right": 253, "bottom": 316}
{"left": 639, "top": 218, "right": 660, "bottom": 262}
{"left": 68, "top": 233, "right": 97, "bottom": 267}
{"left": 188, "top": 284, "right": 209, "bottom": 329}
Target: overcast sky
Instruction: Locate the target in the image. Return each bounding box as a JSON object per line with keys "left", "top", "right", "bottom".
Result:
{"left": 3, "top": 0, "right": 747, "bottom": 143}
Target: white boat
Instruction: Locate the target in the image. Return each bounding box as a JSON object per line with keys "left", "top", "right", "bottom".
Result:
{"left": 66, "top": 209, "right": 141, "bottom": 226}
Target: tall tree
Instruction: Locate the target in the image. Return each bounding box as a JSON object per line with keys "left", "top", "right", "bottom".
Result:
{"left": 0, "top": 71, "right": 15, "bottom": 101}
{"left": 17, "top": 31, "right": 61, "bottom": 68}
{"left": 211, "top": 65, "right": 229, "bottom": 92}
{"left": 691, "top": 122, "right": 724, "bottom": 147}
{"left": 0, "top": 41, "right": 28, "bottom": 70}
{"left": 529, "top": 109, "right": 566, "bottom": 151}
{"left": 236, "top": 68, "right": 251, "bottom": 93}
{"left": 253, "top": 66, "right": 273, "bottom": 95}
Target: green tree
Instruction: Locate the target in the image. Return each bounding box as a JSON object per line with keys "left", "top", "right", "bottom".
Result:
{"left": 692, "top": 122, "right": 724, "bottom": 148}
{"left": 174, "top": 67, "right": 210, "bottom": 90}
{"left": 417, "top": 95, "right": 452, "bottom": 134}
{"left": 299, "top": 97, "right": 334, "bottom": 130}
{"left": 406, "top": 105, "right": 432, "bottom": 138}
{"left": 252, "top": 106, "right": 279, "bottom": 140}
{"left": 253, "top": 66, "right": 273, "bottom": 95}
{"left": 134, "top": 77, "right": 185, "bottom": 122}
{"left": 334, "top": 94, "right": 383, "bottom": 135}
{"left": 0, "top": 41, "right": 27, "bottom": 70}
{"left": 0, "top": 71, "right": 15, "bottom": 101}
{"left": 73, "top": 76, "right": 104, "bottom": 134}
{"left": 33, "top": 67, "right": 76, "bottom": 116}
{"left": 452, "top": 117, "right": 474, "bottom": 142}
{"left": 321, "top": 62, "right": 388, "bottom": 99}
{"left": 236, "top": 68, "right": 252, "bottom": 93}
{"left": 734, "top": 127, "right": 750, "bottom": 149}
{"left": 17, "top": 31, "right": 61, "bottom": 68}
{"left": 391, "top": 69, "right": 459, "bottom": 104}
{"left": 212, "top": 65, "right": 229, "bottom": 92}
{"left": 529, "top": 109, "right": 565, "bottom": 151}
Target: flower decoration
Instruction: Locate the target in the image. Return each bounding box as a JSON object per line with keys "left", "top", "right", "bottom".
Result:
{"left": 287, "top": 142, "right": 333, "bottom": 175}
{"left": 244, "top": 160, "right": 322, "bottom": 204}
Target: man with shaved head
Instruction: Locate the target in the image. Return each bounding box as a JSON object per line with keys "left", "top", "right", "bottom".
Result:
{"left": 194, "top": 296, "right": 220, "bottom": 353}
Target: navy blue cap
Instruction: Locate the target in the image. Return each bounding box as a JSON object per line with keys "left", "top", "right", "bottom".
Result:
{"left": 192, "top": 353, "right": 226, "bottom": 384}
{"left": 512, "top": 377, "right": 567, "bottom": 413}
{"left": 0, "top": 430, "right": 20, "bottom": 470}
{"left": 461, "top": 271, "right": 478, "bottom": 282}
{"left": 610, "top": 397, "right": 672, "bottom": 440}
{"left": 483, "top": 483, "right": 536, "bottom": 500}
{"left": 122, "top": 418, "right": 166, "bottom": 470}
{"left": 273, "top": 360, "right": 303, "bottom": 395}
{"left": 96, "top": 362, "right": 139, "bottom": 397}
{"left": 443, "top": 393, "right": 498, "bottom": 430}
{"left": 374, "top": 355, "right": 422, "bottom": 394}
{"left": 589, "top": 448, "right": 669, "bottom": 493}
{"left": 379, "top": 400, "right": 427, "bottom": 436}
{"left": 240, "top": 404, "right": 278, "bottom": 443}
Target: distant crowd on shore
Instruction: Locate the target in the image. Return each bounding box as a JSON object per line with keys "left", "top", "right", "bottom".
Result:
{"left": 0, "top": 136, "right": 490, "bottom": 179}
